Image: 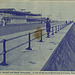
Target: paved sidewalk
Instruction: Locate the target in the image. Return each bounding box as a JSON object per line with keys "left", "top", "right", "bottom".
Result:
{"left": 0, "top": 22, "right": 73, "bottom": 71}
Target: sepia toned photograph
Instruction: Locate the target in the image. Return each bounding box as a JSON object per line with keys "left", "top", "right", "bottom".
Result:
{"left": 0, "top": 0, "right": 75, "bottom": 74}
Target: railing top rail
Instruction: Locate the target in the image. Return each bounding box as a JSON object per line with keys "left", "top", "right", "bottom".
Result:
{"left": 0, "top": 28, "right": 46, "bottom": 42}
{"left": 0, "top": 25, "right": 60, "bottom": 43}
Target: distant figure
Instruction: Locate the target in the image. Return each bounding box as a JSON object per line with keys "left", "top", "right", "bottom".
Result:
{"left": 46, "top": 18, "right": 51, "bottom": 38}
{"left": 2, "top": 19, "right": 5, "bottom": 26}
{"left": 2, "top": 17, "right": 7, "bottom": 26}
{"left": 66, "top": 21, "right": 67, "bottom": 25}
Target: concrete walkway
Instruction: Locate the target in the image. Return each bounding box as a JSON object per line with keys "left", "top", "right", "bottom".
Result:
{"left": 0, "top": 22, "right": 73, "bottom": 71}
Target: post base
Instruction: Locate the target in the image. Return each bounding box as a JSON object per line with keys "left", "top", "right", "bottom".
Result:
{"left": 51, "top": 33, "right": 54, "bottom": 35}
{"left": 26, "top": 47, "right": 32, "bottom": 50}
{"left": 0, "top": 62, "right": 8, "bottom": 66}
{"left": 46, "top": 36, "right": 50, "bottom": 38}
{"left": 55, "top": 32, "right": 57, "bottom": 33}
{"left": 39, "top": 40, "right": 43, "bottom": 42}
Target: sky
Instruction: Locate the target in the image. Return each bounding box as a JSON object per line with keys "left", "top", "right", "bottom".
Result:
{"left": 0, "top": 1, "right": 75, "bottom": 21}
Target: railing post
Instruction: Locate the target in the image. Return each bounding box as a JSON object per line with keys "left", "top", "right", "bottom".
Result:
{"left": 55, "top": 26, "right": 57, "bottom": 33}
{"left": 58, "top": 25, "right": 59, "bottom": 31}
{"left": 26, "top": 33, "right": 32, "bottom": 50}
{"left": 39, "top": 30, "right": 43, "bottom": 42}
{"left": 0, "top": 39, "right": 8, "bottom": 66}
{"left": 51, "top": 27, "right": 54, "bottom": 35}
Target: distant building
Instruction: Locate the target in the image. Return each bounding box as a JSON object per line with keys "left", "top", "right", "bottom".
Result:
{"left": 0, "top": 8, "right": 45, "bottom": 26}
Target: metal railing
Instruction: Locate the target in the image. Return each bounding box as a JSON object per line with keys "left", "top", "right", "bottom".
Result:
{"left": 0, "top": 21, "right": 73, "bottom": 66}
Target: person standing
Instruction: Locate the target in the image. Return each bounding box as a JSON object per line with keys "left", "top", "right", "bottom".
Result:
{"left": 46, "top": 18, "right": 51, "bottom": 38}
{"left": 2, "top": 19, "right": 5, "bottom": 26}
{"left": 2, "top": 17, "right": 7, "bottom": 26}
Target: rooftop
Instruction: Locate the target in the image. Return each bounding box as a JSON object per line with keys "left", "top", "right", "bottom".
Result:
{"left": 0, "top": 8, "right": 42, "bottom": 16}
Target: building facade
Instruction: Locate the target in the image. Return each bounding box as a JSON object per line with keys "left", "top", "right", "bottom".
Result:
{"left": 0, "top": 8, "right": 45, "bottom": 26}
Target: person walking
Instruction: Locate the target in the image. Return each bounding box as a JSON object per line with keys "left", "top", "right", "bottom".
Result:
{"left": 46, "top": 18, "right": 51, "bottom": 38}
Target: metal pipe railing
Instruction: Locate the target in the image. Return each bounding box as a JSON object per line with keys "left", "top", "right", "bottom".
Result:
{"left": 0, "top": 22, "right": 72, "bottom": 66}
